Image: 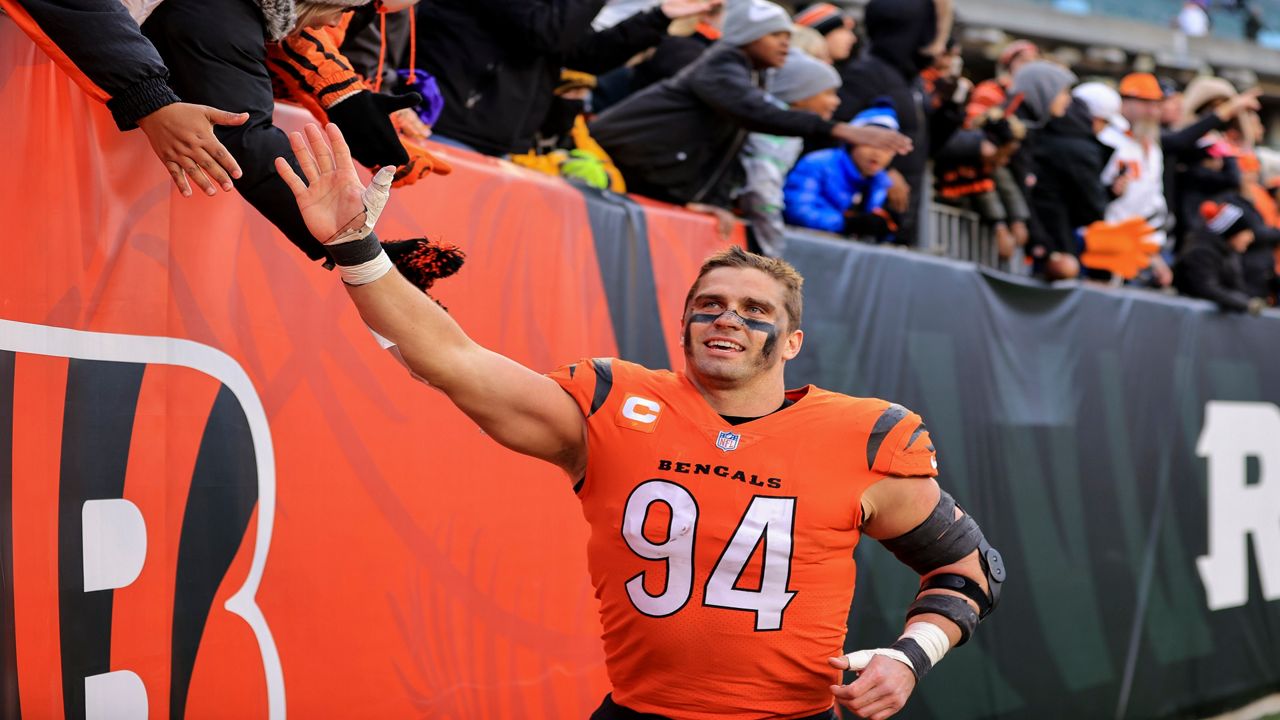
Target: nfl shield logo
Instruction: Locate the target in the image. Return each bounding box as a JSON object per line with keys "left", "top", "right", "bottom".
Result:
{"left": 715, "top": 430, "right": 741, "bottom": 452}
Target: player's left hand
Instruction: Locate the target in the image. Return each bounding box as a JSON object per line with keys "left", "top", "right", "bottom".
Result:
{"left": 827, "top": 652, "right": 917, "bottom": 720}
{"left": 274, "top": 123, "right": 366, "bottom": 243}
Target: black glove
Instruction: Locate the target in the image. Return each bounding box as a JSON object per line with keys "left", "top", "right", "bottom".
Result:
{"left": 844, "top": 211, "right": 892, "bottom": 239}
{"left": 324, "top": 90, "right": 422, "bottom": 169}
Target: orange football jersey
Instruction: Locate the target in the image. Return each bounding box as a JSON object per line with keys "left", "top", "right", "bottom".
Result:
{"left": 548, "top": 358, "right": 938, "bottom": 720}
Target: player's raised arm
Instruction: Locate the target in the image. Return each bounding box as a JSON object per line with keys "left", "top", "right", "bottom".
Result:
{"left": 828, "top": 474, "right": 1005, "bottom": 719}
{"left": 275, "top": 123, "right": 588, "bottom": 477}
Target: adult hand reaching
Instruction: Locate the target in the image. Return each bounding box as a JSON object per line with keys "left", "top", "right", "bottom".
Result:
{"left": 136, "top": 102, "right": 249, "bottom": 197}
{"left": 660, "top": 0, "right": 723, "bottom": 19}
{"left": 827, "top": 652, "right": 918, "bottom": 720}
{"left": 832, "top": 124, "right": 914, "bottom": 155}
{"left": 274, "top": 123, "right": 367, "bottom": 243}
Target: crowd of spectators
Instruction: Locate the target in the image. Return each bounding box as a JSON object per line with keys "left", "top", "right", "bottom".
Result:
{"left": 10, "top": 0, "right": 1280, "bottom": 315}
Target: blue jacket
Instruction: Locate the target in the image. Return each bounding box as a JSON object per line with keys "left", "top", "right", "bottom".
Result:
{"left": 783, "top": 148, "right": 894, "bottom": 235}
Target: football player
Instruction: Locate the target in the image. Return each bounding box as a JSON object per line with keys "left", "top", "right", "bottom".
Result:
{"left": 276, "top": 124, "right": 1004, "bottom": 720}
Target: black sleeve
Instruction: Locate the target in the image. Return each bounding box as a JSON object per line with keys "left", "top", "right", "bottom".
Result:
{"left": 928, "top": 98, "right": 966, "bottom": 154}
{"left": 1161, "top": 112, "right": 1227, "bottom": 156}
{"left": 567, "top": 6, "right": 669, "bottom": 73}
{"left": 637, "top": 35, "right": 708, "bottom": 83}
{"left": 477, "top": 0, "right": 605, "bottom": 57}
{"left": 686, "top": 50, "right": 836, "bottom": 139}
{"left": 14, "top": 0, "right": 180, "bottom": 130}
{"left": 1180, "top": 249, "right": 1252, "bottom": 312}
{"left": 1184, "top": 158, "right": 1243, "bottom": 197}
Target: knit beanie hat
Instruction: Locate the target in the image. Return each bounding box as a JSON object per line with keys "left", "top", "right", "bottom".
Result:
{"left": 769, "top": 49, "right": 842, "bottom": 104}
{"left": 266, "top": 0, "right": 372, "bottom": 41}
{"left": 1009, "top": 60, "right": 1077, "bottom": 125}
{"left": 793, "top": 3, "right": 847, "bottom": 36}
{"left": 1202, "top": 200, "right": 1251, "bottom": 239}
{"left": 851, "top": 99, "right": 900, "bottom": 130}
{"left": 722, "top": 0, "right": 793, "bottom": 47}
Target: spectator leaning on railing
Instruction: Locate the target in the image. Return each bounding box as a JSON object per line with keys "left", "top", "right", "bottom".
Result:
{"left": 736, "top": 48, "right": 843, "bottom": 257}
{"left": 783, "top": 102, "right": 901, "bottom": 243}
{"left": 591, "top": 0, "right": 911, "bottom": 209}
{"left": 1175, "top": 200, "right": 1268, "bottom": 314}
{"left": 1006, "top": 59, "right": 1078, "bottom": 279}
{"left": 414, "top": 0, "right": 722, "bottom": 157}
{"left": 140, "top": 0, "right": 459, "bottom": 294}
{"left": 4, "top": 0, "right": 249, "bottom": 198}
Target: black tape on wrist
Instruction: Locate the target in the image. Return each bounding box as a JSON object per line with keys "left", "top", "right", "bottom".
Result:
{"left": 907, "top": 593, "right": 978, "bottom": 646}
{"left": 890, "top": 637, "right": 932, "bottom": 681}
{"left": 326, "top": 231, "right": 382, "bottom": 267}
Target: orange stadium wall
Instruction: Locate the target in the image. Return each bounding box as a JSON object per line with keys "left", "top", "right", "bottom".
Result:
{"left": 0, "top": 21, "right": 736, "bottom": 720}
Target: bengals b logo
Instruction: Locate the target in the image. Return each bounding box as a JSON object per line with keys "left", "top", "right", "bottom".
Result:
{"left": 0, "top": 321, "right": 282, "bottom": 719}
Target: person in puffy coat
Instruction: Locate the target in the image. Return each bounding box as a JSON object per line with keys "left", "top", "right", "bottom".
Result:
{"left": 783, "top": 102, "right": 900, "bottom": 241}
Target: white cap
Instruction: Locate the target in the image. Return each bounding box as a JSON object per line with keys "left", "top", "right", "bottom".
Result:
{"left": 1072, "top": 82, "right": 1129, "bottom": 132}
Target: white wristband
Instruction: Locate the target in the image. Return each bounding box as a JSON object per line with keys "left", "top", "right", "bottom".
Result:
{"left": 902, "top": 621, "right": 951, "bottom": 667}
{"left": 339, "top": 251, "right": 394, "bottom": 286}
{"left": 842, "top": 622, "right": 951, "bottom": 677}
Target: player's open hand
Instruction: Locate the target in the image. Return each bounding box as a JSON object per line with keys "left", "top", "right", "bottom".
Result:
{"left": 827, "top": 653, "right": 917, "bottom": 720}
{"left": 274, "top": 123, "right": 367, "bottom": 243}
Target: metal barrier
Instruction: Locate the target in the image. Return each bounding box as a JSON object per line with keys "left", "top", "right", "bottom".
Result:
{"left": 924, "top": 200, "right": 1030, "bottom": 274}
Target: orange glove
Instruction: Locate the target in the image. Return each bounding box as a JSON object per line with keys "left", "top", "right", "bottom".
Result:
{"left": 389, "top": 138, "right": 452, "bottom": 187}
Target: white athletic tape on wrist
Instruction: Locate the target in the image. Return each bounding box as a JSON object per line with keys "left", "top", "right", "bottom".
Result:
{"left": 338, "top": 252, "right": 393, "bottom": 285}
{"left": 902, "top": 622, "right": 951, "bottom": 668}
{"left": 844, "top": 648, "right": 914, "bottom": 673}
{"left": 843, "top": 623, "right": 950, "bottom": 676}
{"left": 326, "top": 166, "right": 397, "bottom": 245}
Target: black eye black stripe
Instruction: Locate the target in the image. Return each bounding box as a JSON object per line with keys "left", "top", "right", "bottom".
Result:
{"left": 688, "top": 311, "right": 777, "bottom": 335}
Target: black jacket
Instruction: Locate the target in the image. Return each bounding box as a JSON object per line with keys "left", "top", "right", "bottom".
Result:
{"left": 415, "top": 0, "right": 670, "bottom": 156}
{"left": 1174, "top": 151, "right": 1242, "bottom": 251}
{"left": 1029, "top": 99, "right": 1114, "bottom": 256}
{"left": 1174, "top": 231, "right": 1254, "bottom": 312}
{"left": 590, "top": 45, "right": 836, "bottom": 207}
{"left": 13, "top": 0, "right": 180, "bottom": 129}
{"left": 630, "top": 31, "right": 716, "bottom": 95}
{"left": 1162, "top": 112, "right": 1227, "bottom": 246}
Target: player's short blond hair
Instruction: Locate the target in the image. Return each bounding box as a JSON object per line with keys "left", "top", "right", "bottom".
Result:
{"left": 683, "top": 246, "right": 805, "bottom": 331}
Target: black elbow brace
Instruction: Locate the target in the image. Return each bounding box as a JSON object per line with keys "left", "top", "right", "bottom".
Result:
{"left": 882, "top": 490, "right": 1007, "bottom": 645}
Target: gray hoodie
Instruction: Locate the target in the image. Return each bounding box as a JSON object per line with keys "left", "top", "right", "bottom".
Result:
{"left": 1010, "top": 60, "right": 1078, "bottom": 127}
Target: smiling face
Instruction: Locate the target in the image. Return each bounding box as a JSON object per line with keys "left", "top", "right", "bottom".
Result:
{"left": 680, "top": 267, "right": 803, "bottom": 388}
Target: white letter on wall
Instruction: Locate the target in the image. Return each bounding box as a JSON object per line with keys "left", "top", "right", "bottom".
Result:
{"left": 1195, "top": 401, "right": 1280, "bottom": 610}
